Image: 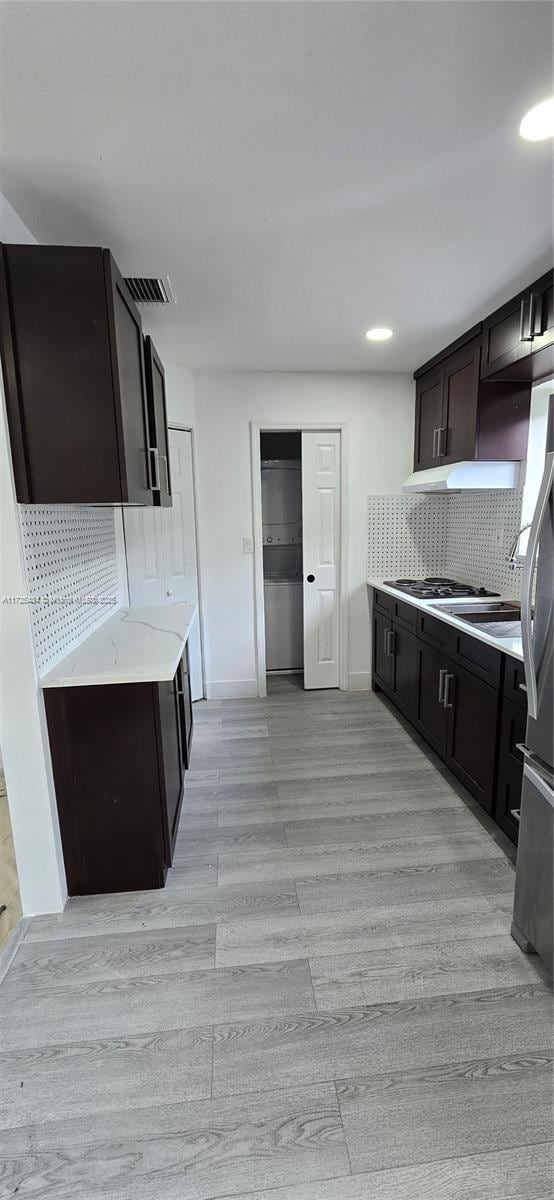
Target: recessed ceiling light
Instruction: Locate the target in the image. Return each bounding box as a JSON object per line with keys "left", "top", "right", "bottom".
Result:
{"left": 366, "top": 327, "right": 393, "bottom": 342}
{"left": 519, "top": 97, "right": 554, "bottom": 141}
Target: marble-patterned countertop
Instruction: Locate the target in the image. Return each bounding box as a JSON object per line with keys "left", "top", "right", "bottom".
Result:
{"left": 367, "top": 579, "right": 523, "bottom": 662}
{"left": 39, "top": 603, "right": 197, "bottom": 688}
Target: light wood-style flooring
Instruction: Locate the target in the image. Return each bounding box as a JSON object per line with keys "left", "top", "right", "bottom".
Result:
{"left": 0, "top": 679, "right": 552, "bottom": 1199}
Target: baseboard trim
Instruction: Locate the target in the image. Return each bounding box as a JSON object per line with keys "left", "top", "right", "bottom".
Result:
{"left": 0, "top": 916, "right": 30, "bottom": 985}
{"left": 348, "top": 670, "right": 371, "bottom": 691}
{"left": 206, "top": 678, "right": 259, "bottom": 700}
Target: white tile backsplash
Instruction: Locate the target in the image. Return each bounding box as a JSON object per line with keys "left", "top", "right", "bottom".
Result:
{"left": 368, "top": 489, "right": 524, "bottom": 595}
{"left": 19, "top": 506, "right": 120, "bottom": 674}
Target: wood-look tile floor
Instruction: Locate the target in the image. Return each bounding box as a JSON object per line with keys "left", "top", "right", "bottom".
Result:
{"left": 1, "top": 680, "right": 552, "bottom": 1199}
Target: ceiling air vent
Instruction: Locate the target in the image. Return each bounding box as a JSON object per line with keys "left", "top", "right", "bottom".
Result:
{"left": 124, "top": 275, "right": 177, "bottom": 304}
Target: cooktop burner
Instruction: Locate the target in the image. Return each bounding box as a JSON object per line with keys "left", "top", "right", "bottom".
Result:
{"left": 383, "top": 577, "right": 500, "bottom": 599}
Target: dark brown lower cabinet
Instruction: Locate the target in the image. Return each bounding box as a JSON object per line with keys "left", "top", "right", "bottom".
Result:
{"left": 371, "top": 588, "right": 520, "bottom": 836}
{"left": 444, "top": 663, "right": 499, "bottom": 813}
{"left": 495, "top": 699, "right": 527, "bottom": 843}
{"left": 44, "top": 651, "right": 193, "bottom": 896}
{"left": 373, "top": 609, "right": 393, "bottom": 691}
{"left": 177, "top": 644, "right": 194, "bottom": 767}
{"left": 390, "top": 625, "right": 418, "bottom": 720}
{"left": 415, "top": 640, "right": 450, "bottom": 755}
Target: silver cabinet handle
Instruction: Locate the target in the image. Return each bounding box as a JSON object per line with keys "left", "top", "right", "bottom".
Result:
{"left": 387, "top": 630, "right": 396, "bottom": 657}
{"left": 522, "top": 451, "right": 554, "bottom": 720}
{"left": 443, "top": 673, "right": 455, "bottom": 708}
{"left": 432, "top": 428, "right": 439, "bottom": 459}
{"left": 160, "top": 453, "right": 170, "bottom": 495}
{"left": 438, "top": 668, "right": 448, "bottom": 704}
{"left": 438, "top": 427, "right": 447, "bottom": 457}
{"left": 148, "top": 446, "right": 160, "bottom": 491}
{"left": 529, "top": 292, "right": 542, "bottom": 338}
{"left": 509, "top": 808, "right": 521, "bottom": 824}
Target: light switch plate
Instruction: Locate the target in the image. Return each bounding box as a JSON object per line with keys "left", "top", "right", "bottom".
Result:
{"left": 243, "top": 536, "right": 254, "bottom": 555}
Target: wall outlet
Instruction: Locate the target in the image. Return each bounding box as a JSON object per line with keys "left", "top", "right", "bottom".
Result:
{"left": 243, "top": 536, "right": 254, "bottom": 555}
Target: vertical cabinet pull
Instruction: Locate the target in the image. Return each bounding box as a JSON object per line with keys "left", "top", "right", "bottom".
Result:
{"left": 438, "top": 668, "right": 447, "bottom": 704}
{"left": 148, "top": 446, "right": 161, "bottom": 491}
{"left": 159, "top": 453, "right": 170, "bottom": 495}
{"left": 432, "top": 428, "right": 439, "bottom": 459}
{"left": 443, "top": 673, "right": 455, "bottom": 708}
{"left": 519, "top": 296, "right": 540, "bottom": 343}
{"left": 438, "top": 426, "right": 447, "bottom": 457}
{"left": 529, "top": 292, "right": 543, "bottom": 337}
{"left": 385, "top": 629, "right": 396, "bottom": 657}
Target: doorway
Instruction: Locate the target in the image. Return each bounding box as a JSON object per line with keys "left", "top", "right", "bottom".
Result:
{"left": 252, "top": 423, "right": 346, "bottom": 698}
{"left": 261, "top": 431, "right": 304, "bottom": 687}
{"left": 123, "top": 427, "right": 204, "bottom": 700}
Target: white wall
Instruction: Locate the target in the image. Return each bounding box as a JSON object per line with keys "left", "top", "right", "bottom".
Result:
{"left": 0, "top": 194, "right": 67, "bottom": 915}
{"left": 194, "top": 371, "right": 414, "bottom": 696}
{"left": 162, "top": 362, "right": 196, "bottom": 429}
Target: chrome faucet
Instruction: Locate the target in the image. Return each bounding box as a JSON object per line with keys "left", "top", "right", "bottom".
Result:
{"left": 506, "top": 523, "right": 532, "bottom": 569}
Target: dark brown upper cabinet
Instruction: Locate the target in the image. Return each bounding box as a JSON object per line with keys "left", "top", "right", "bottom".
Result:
{"left": 414, "top": 329, "right": 530, "bottom": 472}
{"left": 481, "top": 270, "right": 554, "bottom": 383}
{"left": 0, "top": 243, "right": 157, "bottom": 505}
{"left": 144, "top": 335, "right": 172, "bottom": 506}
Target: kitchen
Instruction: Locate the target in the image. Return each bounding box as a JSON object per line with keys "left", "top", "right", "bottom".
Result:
{"left": 0, "top": 2, "right": 553, "bottom": 1198}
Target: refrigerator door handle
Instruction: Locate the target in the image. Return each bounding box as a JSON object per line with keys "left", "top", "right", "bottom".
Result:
{"left": 523, "top": 761, "right": 554, "bottom": 807}
{"left": 521, "top": 451, "right": 554, "bottom": 720}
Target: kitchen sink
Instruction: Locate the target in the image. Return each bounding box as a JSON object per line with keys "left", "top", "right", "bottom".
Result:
{"left": 431, "top": 601, "right": 522, "bottom": 638}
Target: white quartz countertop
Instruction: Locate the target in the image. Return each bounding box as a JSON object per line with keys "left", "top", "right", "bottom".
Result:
{"left": 367, "top": 579, "right": 523, "bottom": 662}
{"left": 40, "top": 603, "right": 197, "bottom": 688}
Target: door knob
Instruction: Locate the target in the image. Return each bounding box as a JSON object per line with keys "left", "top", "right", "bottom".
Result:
{"left": 306, "top": 574, "right": 315, "bottom": 583}
{"left": 166, "top": 589, "right": 173, "bottom": 596}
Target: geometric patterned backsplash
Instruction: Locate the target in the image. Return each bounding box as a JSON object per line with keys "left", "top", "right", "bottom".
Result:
{"left": 445, "top": 488, "right": 525, "bottom": 597}
{"left": 367, "top": 495, "right": 448, "bottom": 579}
{"left": 19, "top": 506, "right": 119, "bottom": 675}
{"left": 368, "top": 488, "right": 525, "bottom": 597}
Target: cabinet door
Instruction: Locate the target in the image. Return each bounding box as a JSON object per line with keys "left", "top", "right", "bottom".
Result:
{"left": 156, "top": 676, "right": 184, "bottom": 862}
{"left": 481, "top": 293, "right": 530, "bottom": 379}
{"left": 176, "top": 649, "right": 194, "bottom": 768}
{"left": 531, "top": 278, "right": 554, "bottom": 356}
{"left": 444, "top": 663, "right": 499, "bottom": 812}
{"left": 0, "top": 244, "right": 122, "bottom": 503}
{"left": 494, "top": 699, "right": 526, "bottom": 844}
{"left": 144, "top": 335, "right": 172, "bottom": 507}
{"left": 415, "top": 640, "right": 449, "bottom": 755}
{"left": 441, "top": 337, "right": 480, "bottom": 464}
{"left": 373, "top": 610, "right": 393, "bottom": 692}
{"left": 391, "top": 625, "right": 418, "bottom": 720}
{"left": 414, "top": 366, "right": 443, "bottom": 470}
{"left": 104, "top": 252, "right": 153, "bottom": 506}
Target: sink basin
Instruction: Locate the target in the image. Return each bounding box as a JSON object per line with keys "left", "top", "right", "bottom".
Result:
{"left": 431, "top": 601, "right": 523, "bottom": 639}
{"left": 433, "top": 601, "right": 521, "bottom": 624}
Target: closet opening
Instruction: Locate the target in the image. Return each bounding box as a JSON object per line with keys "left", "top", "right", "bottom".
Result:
{"left": 260, "top": 430, "right": 304, "bottom": 692}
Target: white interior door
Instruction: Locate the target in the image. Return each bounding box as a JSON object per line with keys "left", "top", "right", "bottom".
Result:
{"left": 124, "top": 428, "right": 203, "bottom": 700}
{"left": 301, "top": 429, "right": 341, "bottom": 689}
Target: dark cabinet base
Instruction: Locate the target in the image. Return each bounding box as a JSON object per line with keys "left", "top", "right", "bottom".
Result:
{"left": 371, "top": 588, "right": 524, "bottom": 843}
{"left": 45, "top": 649, "right": 194, "bottom": 896}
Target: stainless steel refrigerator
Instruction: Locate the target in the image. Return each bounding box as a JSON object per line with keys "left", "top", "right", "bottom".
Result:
{"left": 511, "top": 396, "right": 554, "bottom": 974}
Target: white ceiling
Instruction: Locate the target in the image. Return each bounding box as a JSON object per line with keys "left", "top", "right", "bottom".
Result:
{"left": 0, "top": 1, "right": 552, "bottom": 372}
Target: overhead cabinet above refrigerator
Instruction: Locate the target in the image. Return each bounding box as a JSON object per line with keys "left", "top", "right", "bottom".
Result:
{"left": 0, "top": 243, "right": 170, "bottom": 505}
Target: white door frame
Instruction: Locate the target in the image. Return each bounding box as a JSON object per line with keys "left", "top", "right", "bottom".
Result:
{"left": 250, "top": 420, "right": 349, "bottom": 698}
{"left": 169, "top": 424, "right": 207, "bottom": 700}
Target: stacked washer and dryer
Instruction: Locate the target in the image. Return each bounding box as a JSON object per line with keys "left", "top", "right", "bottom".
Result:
{"left": 261, "top": 438, "right": 303, "bottom": 675}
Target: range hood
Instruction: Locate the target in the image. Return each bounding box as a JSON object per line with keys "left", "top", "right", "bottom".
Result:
{"left": 402, "top": 461, "right": 522, "bottom": 493}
